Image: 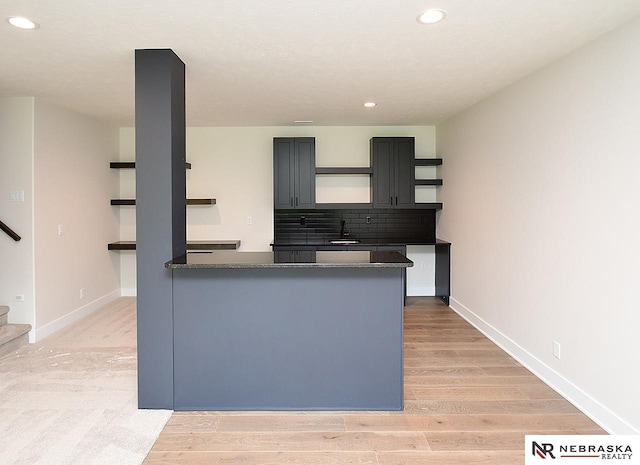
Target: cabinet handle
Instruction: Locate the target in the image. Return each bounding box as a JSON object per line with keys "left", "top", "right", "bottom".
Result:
{"left": 396, "top": 196, "right": 398, "bottom": 206}
{"left": 290, "top": 197, "right": 293, "bottom": 206}
{"left": 390, "top": 196, "right": 393, "bottom": 205}
{"left": 296, "top": 197, "right": 299, "bottom": 206}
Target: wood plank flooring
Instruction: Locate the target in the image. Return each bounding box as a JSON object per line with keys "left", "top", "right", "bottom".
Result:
{"left": 143, "top": 297, "right": 605, "bottom": 465}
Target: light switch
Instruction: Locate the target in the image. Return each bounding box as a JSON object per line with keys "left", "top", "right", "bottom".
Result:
{"left": 10, "top": 191, "right": 24, "bottom": 202}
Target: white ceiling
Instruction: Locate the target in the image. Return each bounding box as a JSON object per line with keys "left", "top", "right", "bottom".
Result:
{"left": 2, "top": 0, "right": 640, "bottom": 127}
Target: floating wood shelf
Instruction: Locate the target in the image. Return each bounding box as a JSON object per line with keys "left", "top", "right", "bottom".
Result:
{"left": 107, "top": 241, "right": 137, "bottom": 250}
{"left": 315, "top": 167, "right": 373, "bottom": 175}
{"left": 415, "top": 179, "right": 443, "bottom": 186}
{"left": 110, "top": 161, "right": 192, "bottom": 169}
{"left": 110, "top": 199, "right": 136, "bottom": 206}
{"left": 111, "top": 198, "right": 215, "bottom": 206}
{"left": 108, "top": 240, "right": 241, "bottom": 251}
{"left": 415, "top": 158, "right": 443, "bottom": 166}
{"left": 316, "top": 161, "right": 441, "bottom": 172}
{"left": 186, "top": 198, "right": 216, "bottom": 205}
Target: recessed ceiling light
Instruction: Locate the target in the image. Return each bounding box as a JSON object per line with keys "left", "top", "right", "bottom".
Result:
{"left": 7, "top": 16, "right": 39, "bottom": 30}
{"left": 363, "top": 102, "right": 377, "bottom": 108}
{"left": 417, "top": 9, "right": 447, "bottom": 24}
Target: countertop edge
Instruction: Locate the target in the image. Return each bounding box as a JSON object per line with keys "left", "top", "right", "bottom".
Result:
{"left": 166, "top": 262, "right": 414, "bottom": 269}
{"left": 270, "top": 238, "right": 451, "bottom": 247}
{"left": 165, "top": 251, "right": 414, "bottom": 269}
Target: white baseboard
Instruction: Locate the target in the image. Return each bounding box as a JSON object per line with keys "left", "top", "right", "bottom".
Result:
{"left": 407, "top": 285, "right": 435, "bottom": 297}
{"left": 120, "top": 287, "right": 137, "bottom": 297}
{"left": 449, "top": 296, "right": 638, "bottom": 435}
{"left": 31, "top": 289, "right": 121, "bottom": 343}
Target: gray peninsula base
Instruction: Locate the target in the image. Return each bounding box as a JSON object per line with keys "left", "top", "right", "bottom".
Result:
{"left": 172, "top": 267, "right": 405, "bottom": 410}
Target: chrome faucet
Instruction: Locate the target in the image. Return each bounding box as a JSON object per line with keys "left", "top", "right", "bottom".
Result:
{"left": 340, "top": 220, "right": 350, "bottom": 238}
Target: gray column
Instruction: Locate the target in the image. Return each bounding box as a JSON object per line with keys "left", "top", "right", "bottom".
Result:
{"left": 135, "top": 49, "right": 187, "bottom": 409}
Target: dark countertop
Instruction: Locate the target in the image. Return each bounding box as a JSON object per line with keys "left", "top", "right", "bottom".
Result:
{"left": 271, "top": 238, "right": 451, "bottom": 247}
{"left": 166, "top": 250, "right": 414, "bottom": 269}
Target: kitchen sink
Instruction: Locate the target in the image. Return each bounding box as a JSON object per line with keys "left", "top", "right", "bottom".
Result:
{"left": 329, "top": 239, "right": 361, "bottom": 245}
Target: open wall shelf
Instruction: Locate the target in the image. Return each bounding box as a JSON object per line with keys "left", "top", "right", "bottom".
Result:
{"left": 109, "top": 159, "right": 216, "bottom": 250}
{"left": 415, "top": 179, "right": 443, "bottom": 186}
{"left": 111, "top": 198, "right": 215, "bottom": 206}
{"left": 315, "top": 167, "right": 373, "bottom": 175}
{"left": 309, "top": 155, "right": 444, "bottom": 210}
{"left": 185, "top": 198, "right": 216, "bottom": 205}
{"left": 110, "top": 161, "right": 192, "bottom": 169}
{"left": 108, "top": 240, "right": 240, "bottom": 251}
{"left": 415, "top": 158, "right": 443, "bottom": 166}
{"left": 415, "top": 158, "right": 443, "bottom": 194}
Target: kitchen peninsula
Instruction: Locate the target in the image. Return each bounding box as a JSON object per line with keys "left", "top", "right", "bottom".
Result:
{"left": 165, "top": 250, "right": 411, "bottom": 410}
{"left": 134, "top": 49, "right": 413, "bottom": 411}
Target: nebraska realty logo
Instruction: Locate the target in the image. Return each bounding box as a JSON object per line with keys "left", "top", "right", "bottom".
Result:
{"left": 525, "top": 436, "right": 640, "bottom": 464}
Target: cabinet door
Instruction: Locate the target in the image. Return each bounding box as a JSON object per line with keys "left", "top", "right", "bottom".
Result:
{"left": 274, "top": 138, "right": 295, "bottom": 209}
{"left": 295, "top": 138, "right": 316, "bottom": 209}
{"left": 435, "top": 243, "right": 451, "bottom": 304}
{"left": 295, "top": 250, "right": 316, "bottom": 262}
{"left": 393, "top": 138, "right": 415, "bottom": 208}
{"left": 274, "top": 249, "right": 316, "bottom": 263}
{"left": 372, "top": 138, "right": 394, "bottom": 208}
{"left": 274, "top": 250, "right": 296, "bottom": 263}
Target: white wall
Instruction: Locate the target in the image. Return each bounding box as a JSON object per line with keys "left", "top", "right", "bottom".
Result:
{"left": 0, "top": 97, "right": 35, "bottom": 327}
{"left": 118, "top": 126, "right": 438, "bottom": 294}
{"left": 437, "top": 16, "right": 640, "bottom": 434}
{"left": 32, "top": 100, "right": 120, "bottom": 340}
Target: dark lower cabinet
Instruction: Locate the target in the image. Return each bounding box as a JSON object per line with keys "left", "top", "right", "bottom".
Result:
{"left": 371, "top": 137, "right": 415, "bottom": 208}
{"left": 274, "top": 137, "right": 315, "bottom": 209}
{"left": 272, "top": 243, "right": 449, "bottom": 304}
{"left": 274, "top": 243, "right": 449, "bottom": 304}
{"left": 274, "top": 249, "right": 316, "bottom": 263}
{"left": 435, "top": 242, "right": 451, "bottom": 305}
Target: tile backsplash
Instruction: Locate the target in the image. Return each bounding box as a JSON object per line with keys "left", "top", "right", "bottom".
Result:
{"left": 274, "top": 209, "right": 436, "bottom": 244}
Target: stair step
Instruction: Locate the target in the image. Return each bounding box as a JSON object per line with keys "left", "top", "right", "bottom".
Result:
{"left": 0, "top": 306, "right": 9, "bottom": 327}
{"left": 0, "top": 324, "right": 31, "bottom": 358}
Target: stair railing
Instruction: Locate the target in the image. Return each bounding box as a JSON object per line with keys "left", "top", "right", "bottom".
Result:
{"left": 0, "top": 219, "right": 21, "bottom": 241}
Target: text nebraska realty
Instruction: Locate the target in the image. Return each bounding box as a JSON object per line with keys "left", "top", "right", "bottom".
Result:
{"left": 565, "top": 444, "right": 632, "bottom": 460}
{"left": 545, "top": 443, "right": 633, "bottom": 460}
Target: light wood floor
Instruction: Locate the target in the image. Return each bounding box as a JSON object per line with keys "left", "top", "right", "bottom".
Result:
{"left": 143, "top": 297, "right": 605, "bottom": 465}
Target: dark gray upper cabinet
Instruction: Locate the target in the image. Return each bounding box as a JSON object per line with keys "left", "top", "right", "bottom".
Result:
{"left": 371, "top": 137, "right": 415, "bottom": 208}
{"left": 274, "top": 137, "right": 316, "bottom": 209}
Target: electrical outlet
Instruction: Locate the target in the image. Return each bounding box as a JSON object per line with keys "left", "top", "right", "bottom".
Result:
{"left": 80, "top": 288, "right": 85, "bottom": 300}
{"left": 553, "top": 341, "right": 561, "bottom": 360}
{"left": 247, "top": 216, "right": 252, "bottom": 225}
{"left": 58, "top": 224, "right": 64, "bottom": 235}
{"left": 15, "top": 295, "right": 25, "bottom": 302}
{"left": 366, "top": 216, "right": 372, "bottom": 224}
